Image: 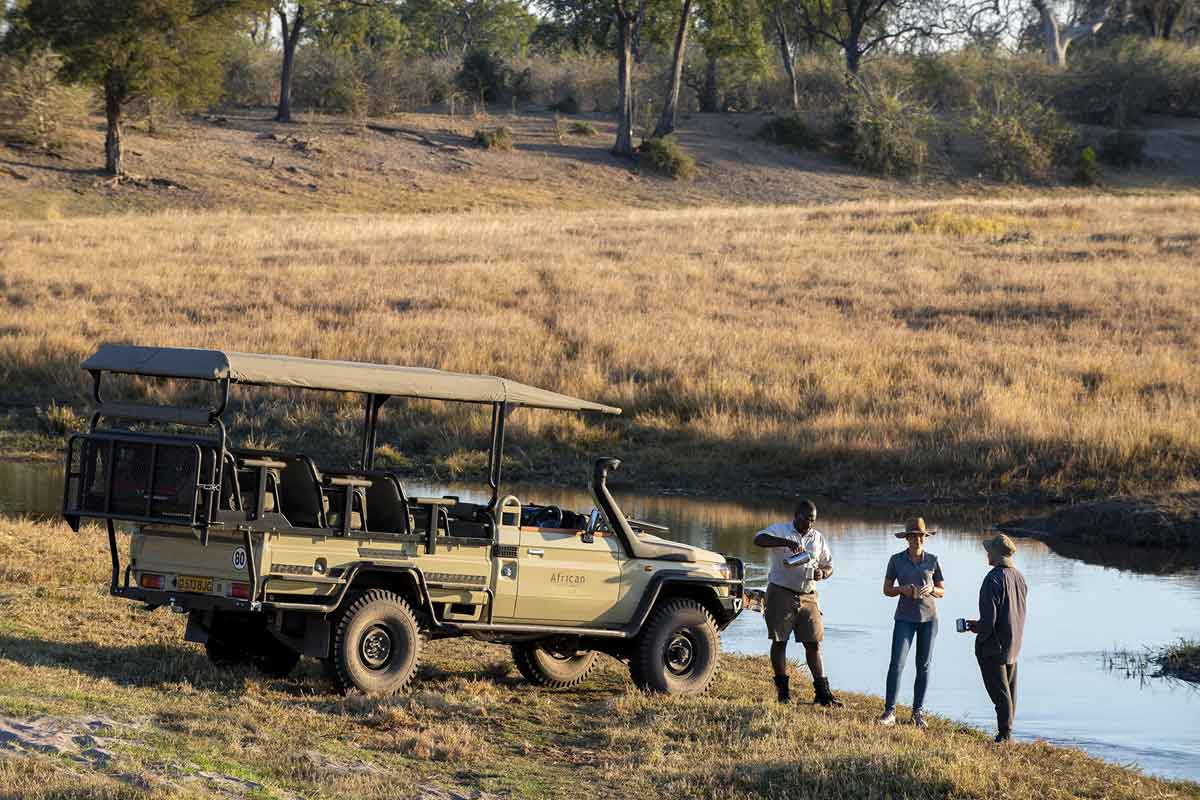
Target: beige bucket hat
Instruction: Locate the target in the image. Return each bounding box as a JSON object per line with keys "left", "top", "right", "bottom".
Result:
{"left": 895, "top": 517, "right": 937, "bottom": 538}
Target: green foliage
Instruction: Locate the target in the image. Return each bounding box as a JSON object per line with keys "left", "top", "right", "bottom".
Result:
{"left": 841, "top": 81, "right": 931, "bottom": 177}
{"left": 1062, "top": 38, "right": 1200, "bottom": 125}
{"left": 1099, "top": 130, "right": 1147, "bottom": 168}
{"left": 1073, "top": 146, "right": 1101, "bottom": 186}
{"left": 568, "top": 120, "right": 596, "bottom": 136}
{"left": 549, "top": 95, "right": 581, "bottom": 114}
{"left": 756, "top": 114, "right": 822, "bottom": 151}
{"left": 473, "top": 126, "right": 514, "bottom": 150}
{"left": 293, "top": 48, "right": 368, "bottom": 118}
{"left": 220, "top": 35, "right": 276, "bottom": 108}
{"left": 968, "top": 84, "right": 1078, "bottom": 184}
{"left": 638, "top": 136, "right": 696, "bottom": 180}
{"left": 0, "top": 49, "right": 92, "bottom": 150}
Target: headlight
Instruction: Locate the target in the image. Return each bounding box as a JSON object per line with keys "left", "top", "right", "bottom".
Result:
{"left": 717, "top": 563, "right": 732, "bottom": 579}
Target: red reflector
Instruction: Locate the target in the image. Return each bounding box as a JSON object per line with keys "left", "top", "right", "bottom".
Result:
{"left": 229, "top": 582, "right": 250, "bottom": 599}
{"left": 139, "top": 573, "right": 164, "bottom": 590}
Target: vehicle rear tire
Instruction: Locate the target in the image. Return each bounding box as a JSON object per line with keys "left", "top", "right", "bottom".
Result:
{"left": 512, "top": 640, "right": 598, "bottom": 689}
{"left": 631, "top": 598, "right": 719, "bottom": 695}
{"left": 333, "top": 589, "right": 422, "bottom": 696}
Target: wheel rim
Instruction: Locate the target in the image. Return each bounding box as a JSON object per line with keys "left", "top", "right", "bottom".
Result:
{"left": 360, "top": 625, "right": 394, "bottom": 670}
{"left": 665, "top": 631, "right": 696, "bottom": 675}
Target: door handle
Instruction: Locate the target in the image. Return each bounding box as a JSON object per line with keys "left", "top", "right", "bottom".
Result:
{"left": 527, "top": 548, "right": 544, "bottom": 556}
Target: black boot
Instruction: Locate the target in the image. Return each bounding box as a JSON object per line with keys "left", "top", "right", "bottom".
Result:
{"left": 813, "top": 677, "right": 843, "bottom": 707}
{"left": 773, "top": 675, "right": 790, "bottom": 704}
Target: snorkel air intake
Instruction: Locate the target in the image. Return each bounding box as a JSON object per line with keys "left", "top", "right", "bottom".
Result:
{"left": 592, "top": 458, "right": 636, "bottom": 546}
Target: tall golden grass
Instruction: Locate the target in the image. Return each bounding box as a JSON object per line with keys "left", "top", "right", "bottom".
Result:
{"left": 0, "top": 194, "right": 1197, "bottom": 497}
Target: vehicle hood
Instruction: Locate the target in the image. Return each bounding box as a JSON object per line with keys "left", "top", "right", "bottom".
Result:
{"left": 636, "top": 533, "right": 725, "bottom": 564}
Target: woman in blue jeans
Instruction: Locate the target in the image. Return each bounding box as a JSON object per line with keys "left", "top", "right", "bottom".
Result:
{"left": 878, "top": 517, "right": 945, "bottom": 729}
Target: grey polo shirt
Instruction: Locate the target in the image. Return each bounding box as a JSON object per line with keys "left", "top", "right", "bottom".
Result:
{"left": 885, "top": 550, "right": 944, "bottom": 623}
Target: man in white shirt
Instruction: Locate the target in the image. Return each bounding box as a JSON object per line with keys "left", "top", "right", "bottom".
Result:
{"left": 754, "top": 500, "right": 842, "bottom": 706}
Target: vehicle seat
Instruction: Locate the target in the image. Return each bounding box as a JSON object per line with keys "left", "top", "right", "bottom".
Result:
{"left": 277, "top": 455, "right": 326, "bottom": 528}
{"left": 363, "top": 473, "right": 415, "bottom": 535}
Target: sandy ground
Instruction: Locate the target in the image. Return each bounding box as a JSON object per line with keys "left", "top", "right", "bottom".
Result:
{"left": 3, "top": 108, "right": 1197, "bottom": 219}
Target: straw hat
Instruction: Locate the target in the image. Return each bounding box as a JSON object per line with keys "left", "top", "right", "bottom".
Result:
{"left": 895, "top": 517, "right": 937, "bottom": 538}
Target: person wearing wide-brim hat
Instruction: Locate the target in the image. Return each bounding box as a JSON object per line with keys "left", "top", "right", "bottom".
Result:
{"left": 878, "top": 517, "right": 945, "bottom": 729}
{"left": 965, "top": 533, "right": 1028, "bottom": 743}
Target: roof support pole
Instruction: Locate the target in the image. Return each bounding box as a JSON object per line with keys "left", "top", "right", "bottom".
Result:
{"left": 487, "top": 401, "right": 509, "bottom": 508}
{"left": 360, "top": 393, "right": 389, "bottom": 470}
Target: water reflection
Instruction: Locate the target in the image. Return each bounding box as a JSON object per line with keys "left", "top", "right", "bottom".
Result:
{"left": 2, "top": 463, "right": 1199, "bottom": 781}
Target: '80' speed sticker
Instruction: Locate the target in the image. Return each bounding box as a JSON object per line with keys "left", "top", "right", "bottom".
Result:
{"left": 232, "top": 547, "right": 248, "bottom": 571}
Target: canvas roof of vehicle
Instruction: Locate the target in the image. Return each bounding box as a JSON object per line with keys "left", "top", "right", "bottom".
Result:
{"left": 81, "top": 345, "right": 621, "bottom": 415}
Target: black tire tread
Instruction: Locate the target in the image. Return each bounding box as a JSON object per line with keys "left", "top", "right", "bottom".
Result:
{"left": 631, "top": 597, "right": 719, "bottom": 695}
{"left": 511, "top": 642, "right": 598, "bottom": 689}
{"left": 332, "top": 588, "right": 422, "bottom": 696}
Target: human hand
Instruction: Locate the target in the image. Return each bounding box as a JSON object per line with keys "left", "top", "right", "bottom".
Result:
{"left": 966, "top": 620, "right": 978, "bottom": 633}
{"left": 787, "top": 541, "right": 803, "bottom": 554}
{"left": 918, "top": 584, "right": 933, "bottom": 598}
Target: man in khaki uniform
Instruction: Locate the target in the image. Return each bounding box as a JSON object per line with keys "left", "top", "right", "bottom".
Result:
{"left": 754, "top": 500, "right": 843, "bottom": 706}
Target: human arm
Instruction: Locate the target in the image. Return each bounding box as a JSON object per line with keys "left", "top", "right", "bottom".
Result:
{"left": 812, "top": 533, "right": 833, "bottom": 580}
{"left": 882, "top": 556, "right": 902, "bottom": 597}
{"left": 753, "top": 528, "right": 801, "bottom": 552}
{"left": 923, "top": 559, "right": 946, "bottom": 599}
{"left": 968, "top": 573, "right": 1000, "bottom": 637}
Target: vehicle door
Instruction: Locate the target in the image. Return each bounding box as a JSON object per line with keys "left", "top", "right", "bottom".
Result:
{"left": 513, "top": 524, "right": 623, "bottom": 625}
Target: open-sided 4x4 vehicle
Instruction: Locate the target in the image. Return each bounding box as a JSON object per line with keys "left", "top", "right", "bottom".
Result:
{"left": 63, "top": 345, "right": 744, "bottom": 695}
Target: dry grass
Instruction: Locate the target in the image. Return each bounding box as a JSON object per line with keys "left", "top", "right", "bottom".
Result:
{"left": 1, "top": 514, "right": 1197, "bottom": 800}
{"left": 0, "top": 194, "right": 1198, "bottom": 499}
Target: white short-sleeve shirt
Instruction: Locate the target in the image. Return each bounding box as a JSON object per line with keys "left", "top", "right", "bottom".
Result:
{"left": 756, "top": 522, "right": 832, "bottom": 594}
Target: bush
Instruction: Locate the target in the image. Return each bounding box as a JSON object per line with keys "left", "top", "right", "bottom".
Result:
{"left": 756, "top": 114, "right": 822, "bottom": 151}
{"left": 473, "top": 126, "right": 513, "bottom": 150}
{"left": 1060, "top": 38, "right": 1200, "bottom": 125}
{"left": 292, "top": 47, "right": 367, "bottom": 118}
{"left": 968, "top": 83, "right": 1077, "bottom": 183}
{"left": 221, "top": 37, "right": 277, "bottom": 107}
{"left": 840, "top": 80, "right": 931, "bottom": 177}
{"left": 637, "top": 136, "right": 696, "bottom": 180}
{"left": 1073, "top": 146, "right": 1101, "bottom": 186}
{"left": 1098, "top": 129, "right": 1146, "bottom": 168}
{"left": 568, "top": 120, "right": 596, "bottom": 136}
{"left": 0, "top": 49, "right": 92, "bottom": 151}
{"left": 549, "top": 96, "right": 580, "bottom": 114}
{"left": 457, "top": 50, "right": 509, "bottom": 104}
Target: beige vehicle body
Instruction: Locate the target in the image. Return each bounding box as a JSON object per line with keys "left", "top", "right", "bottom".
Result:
{"left": 64, "top": 346, "right": 744, "bottom": 695}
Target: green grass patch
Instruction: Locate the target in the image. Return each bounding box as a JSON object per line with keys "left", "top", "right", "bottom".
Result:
{"left": 637, "top": 136, "right": 696, "bottom": 180}
{"left": 473, "top": 126, "right": 514, "bottom": 151}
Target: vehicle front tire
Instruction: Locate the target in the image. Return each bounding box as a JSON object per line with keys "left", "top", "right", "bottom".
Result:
{"left": 333, "top": 589, "right": 422, "bottom": 696}
{"left": 631, "top": 598, "right": 719, "bottom": 695}
{"left": 512, "top": 640, "right": 598, "bottom": 689}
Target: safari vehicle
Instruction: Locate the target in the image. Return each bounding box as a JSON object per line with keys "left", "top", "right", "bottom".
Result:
{"left": 62, "top": 345, "right": 744, "bottom": 696}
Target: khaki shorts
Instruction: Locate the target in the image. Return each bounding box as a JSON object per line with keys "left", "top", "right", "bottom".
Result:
{"left": 765, "top": 582, "right": 824, "bottom": 643}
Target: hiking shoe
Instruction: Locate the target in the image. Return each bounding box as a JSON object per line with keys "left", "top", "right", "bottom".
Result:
{"left": 877, "top": 710, "right": 896, "bottom": 726}
{"left": 813, "top": 677, "right": 844, "bottom": 708}
{"left": 912, "top": 711, "right": 928, "bottom": 729}
{"left": 994, "top": 733, "right": 1011, "bottom": 744}
{"left": 773, "top": 675, "right": 790, "bottom": 704}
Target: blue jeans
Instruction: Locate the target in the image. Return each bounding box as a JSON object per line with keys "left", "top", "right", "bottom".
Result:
{"left": 884, "top": 618, "right": 938, "bottom": 712}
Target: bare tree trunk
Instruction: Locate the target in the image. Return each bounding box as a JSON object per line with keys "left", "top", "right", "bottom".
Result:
{"left": 103, "top": 72, "right": 124, "bottom": 176}
{"left": 652, "top": 0, "right": 694, "bottom": 138}
{"left": 773, "top": 1, "right": 799, "bottom": 111}
{"left": 613, "top": 5, "right": 636, "bottom": 156}
{"left": 1033, "top": 0, "right": 1111, "bottom": 68}
{"left": 275, "top": 4, "right": 305, "bottom": 123}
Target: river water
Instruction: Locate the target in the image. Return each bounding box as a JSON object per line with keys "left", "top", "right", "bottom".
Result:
{"left": 2, "top": 460, "right": 1198, "bottom": 782}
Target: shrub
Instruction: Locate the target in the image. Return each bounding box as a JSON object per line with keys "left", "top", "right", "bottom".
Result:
{"left": 0, "top": 49, "right": 92, "bottom": 151}
{"left": 756, "top": 114, "right": 822, "bottom": 151}
{"left": 1098, "top": 129, "right": 1146, "bottom": 168}
{"left": 840, "top": 80, "right": 931, "bottom": 177}
{"left": 457, "top": 50, "right": 508, "bottom": 104}
{"left": 637, "top": 136, "right": 696, "bottom": 180}
{"left": 292, "top": 47, "right": 367, "bottom": 117}
{"left": 221, "top": 37, "right": 277, "bottom": 107}
{"left": 1060, "top": 38, "right": 1200, "bottom": 125}
{"left": 549, "top": 95, "right": 580, "bottom": 114}
{"left": 473, "top": 126, "right": 513, "bottom": 150}
{"left": 1073, "top": 146, "right": 1101, "bottom": 186}
{"left": 568, "top": 120, "right": 596, "bottom": 136}
{"left": 968, "top": 83, "right": 1077, "bottom": 183}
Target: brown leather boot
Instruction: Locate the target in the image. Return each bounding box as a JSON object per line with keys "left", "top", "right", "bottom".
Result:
{"left": 773, "top": 675, "right": 790, "bottom": 703}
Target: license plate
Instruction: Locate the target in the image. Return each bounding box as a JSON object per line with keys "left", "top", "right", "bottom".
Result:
{"left": 177, "top": 575, "right": 213, "bottom": 594}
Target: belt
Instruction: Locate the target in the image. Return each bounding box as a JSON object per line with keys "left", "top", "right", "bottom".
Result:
{"left": 770, "top": 582, "right": 815, "bottom": 596}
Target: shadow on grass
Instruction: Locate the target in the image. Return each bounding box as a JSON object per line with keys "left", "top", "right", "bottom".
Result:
{"left": 692, "top": 753, "right": 960, "bottom": 800}
{"left": 0, "top": 632, "right": 250, "bottom": 692}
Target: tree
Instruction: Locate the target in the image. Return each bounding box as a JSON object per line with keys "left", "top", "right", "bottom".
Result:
{"left": 612, "top": 0, "right": 641, "bottom": 155}
{"left": 782, "top": 0, "right": 970, "bottom": 73}
{"left": 1031, "top": 0, "right": 1114, "bottom": 66}
{"left": 651, "top": 0, "right": 693, "bottom": 136}
{"left": 16, "top": 0, "right": 254, "bottom": 175}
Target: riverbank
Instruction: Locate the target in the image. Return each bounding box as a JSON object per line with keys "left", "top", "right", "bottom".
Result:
{"left": 0, "top": 516, "right": 1196, "bottom": 800}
